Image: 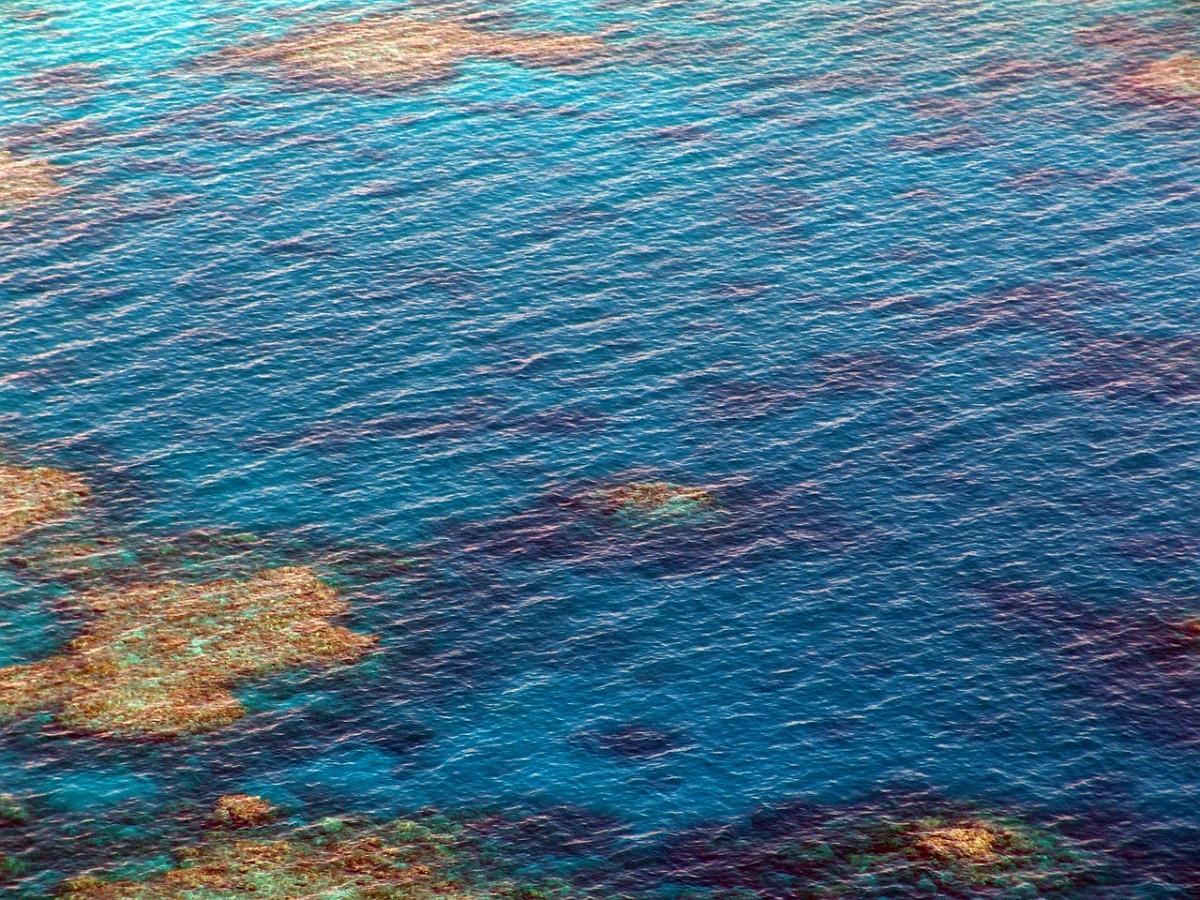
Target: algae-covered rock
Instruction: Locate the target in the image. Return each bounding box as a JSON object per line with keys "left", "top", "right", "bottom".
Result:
{"left": 0, "top": 793, "right": 29, "bottom": 826}
{"left": 58, "top": 817, "right": 566, "bottom": 898}
{"left": 0, "top": 567, "right": 375, "bottom": 738}
{"left": 212, "top": 794, "right": 275, "bottom": 828}
{"left": 1128, "top": 54, "right": 1200, "bottom": 99}
{"left": 659, "top": 802, "right": 1099, "bottom": 897}
{"left": 1175, "top": 617, "right": 1200, "bottom": 639}
{"left": 0, "top": 149, "right": 64, "bottom": 209}
{"left": 809, "top": 813, "right": 1093, "bottom": 895}
{"left": 9, "top": 538, "right": 137, "bottom": 583}
{"left": 0, "top": 463, "right": 89, "bottom": 543}
{"left": 223, "top": 13, "right": 606, "bottom": 90}
{"left": 592, "top": 482, "right": 716, "bottom": 523}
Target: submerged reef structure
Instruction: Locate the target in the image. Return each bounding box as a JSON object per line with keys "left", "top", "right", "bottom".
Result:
{"left": 0, "top": 149, "right": 63, "bottom": 208}
{"left": 59, "top": 816, "right": 566, "bottom": 898}
{"left": 0, "top": 567, "right": 375, "bottom": 738}
{"left": 1128, "top": 54, "right": 1200, "bottom": 100}
{"left": 212, "top": 795, "right": 276, "bottom": 829}
{"left": 6, "top": 525, "right": 423, "bottom": 593}
{"left": 0, "top": 464, "right": 88, "bottom": 544}
{"left": 220, "top": 13, "right": 607, "bottom": 90}
{"left": 591, "top": 481, "right": 716, "bottom": 523}
{"left": 649, "top": 800, "right": 1100, "bottom": 898}
{"left": 977, "top": 583, "right": 1200, "bottom": 745}
{"left": 446, "top": 473, "right": 863, "bottom": 579}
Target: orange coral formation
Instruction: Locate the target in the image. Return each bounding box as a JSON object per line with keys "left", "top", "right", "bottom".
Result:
{"left": 914, "top": 823, "right": 1000, "bottom": 861}
{"left": 213, "top": 794, "right": 275, "bottom": 828}
{"left": 0, "top": 463, "right": 88, "bottom": 543}
{"left": 1175, "top": 618, "right": 1200, "bottom": 638}
{"left": 59, "top": 819, "right": 534, "bottom": 898}
{"left": 225, "top": 14, "right": 606, "bottom": 89}
{"left": 1128, "top": 54, "right": 1200, "bottom": 99}
{"left": 0, "top": 567, "right": 374, "bottom": 738}
{"left": 593, "top": 481, "right": 716, "bottom": 521}
{"left": 0, "top": 150, "right": 63, "bottom": 208}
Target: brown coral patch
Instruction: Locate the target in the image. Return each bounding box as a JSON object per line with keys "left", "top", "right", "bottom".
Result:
{"left": 0, "top": 150, "right": 64, "bottom": 209}
{"left": 1126, "top": 54, "right": 1200, "bottom": 101}
{"left": 0, "top": 567, "right": 375, "bottom": 739}
{"left": 59, "top": 819, "right": 521, "bottom": 898}
{"left": 223, "top": 13, "right": 607, "bottom": 90}
{"left": 914, "top": 823, "right": 1000, "bottom": 861}
{"left": 0, "top": 464, "right": 88, "bottom": 543}
{"left": 213, "top": 794, "right": 276, "bottom": 828}
{"left": 593, "top": 481, "right": 715, "bottom": 515}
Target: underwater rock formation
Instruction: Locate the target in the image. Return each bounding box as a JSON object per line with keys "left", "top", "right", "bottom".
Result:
{"left": 59, "top": 816, "right": 565, "bottom": 898}
{"left": 978, "top": 583, "right": 1200, "bottom": 745}
{"left": 0, "top": 567, "right": 375, "bottom": 739}
{"left": 826, "top": 815, "right": 1094, "bottom": 894}
{"left": 0, "top": 794, "right": 29, "bottom": 827}
{"left": 1128, "top": 54, "right": 1200, "bottom": 100}
{"left": 651, "top": 800, "right": 1099, "bottom": 898}
{"left": 591, "top": 481, "right": 716, "bottom": 523}
{"left": 447, "top": 474, "right": 860, "bottom": 579}
{"left": 0, "top": 149, "right": 63, "bottom": 208}
{"left": 6, "top": 537, "right": 136, "bottom": 585}
{"left": 6, "top": 525, "right": 423, "bottom": 594}
{"left": 212, "top": 795, "right": 275, "bottom": 828}
{"left": 221, "top": 13, "right": 607, "bottom": 90}
{"left": 0, "top": 464, "right": 88, "bottom": 543}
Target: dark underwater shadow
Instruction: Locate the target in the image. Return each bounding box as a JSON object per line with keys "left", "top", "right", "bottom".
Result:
{"left": 974, "top": 581, "right": 1200, "bottom": 748}
{"left": 437, "top": 470, "right": 873, "bottom": 580}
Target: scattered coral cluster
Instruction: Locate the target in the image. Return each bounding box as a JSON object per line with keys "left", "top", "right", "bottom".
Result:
{"left": 831, "top": 815, "right": 1093, "bottom": 895}
{"left": 212, "top": 794, "right": 276, "bottom": 829}
{"left": 60, "top": 814, "right": 566, "bottom": 899}
{"left": 653, "top": 805, "right": 1099, "bottom": 897}
{"left": 0, "top": 567, "right": 375, "bottom": 738}
{"left": 0, "top": 464, "right": 88, "bottom": 543}
{"left": 0, "top": 150, "right": 63, "bottom": 209}
{"left": 222, "top": 14, "right": 606, "bottom": 89}
{"left": 591, "top": 481, "right": 716, "bottom": 523}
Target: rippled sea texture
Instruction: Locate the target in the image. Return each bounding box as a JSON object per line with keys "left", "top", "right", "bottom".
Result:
{"left": 2, "top": 0, "right": 1200, "bottom": 895}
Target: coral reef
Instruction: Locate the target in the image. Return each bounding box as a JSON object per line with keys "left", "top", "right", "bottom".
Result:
{"left": 1174, "top": 617, "right": 1200, "bottom": 639}
{"left": 1128, "top": 54, "right": 1200, "bottom": 100}
{"left": 6, "top": 526, "right": 422, "bottom": 593}
{"left": 0, "top": 794, "right": 29, "bottom": 826}
{"left": 0, "top": 567, "right": 375, "bottom": 738}
{"left": 222, "top": 14, "right": 606, "bottom": 90}
{"left": 212, "top": 795, "right": 275, "bottom": 828}
{"left": 591, "top": 482, "right": 716, "bottom": 523}
{"left": 7, "top": 538, "right": 136, "bottom": 584}
{"left": 0, "top": 150, "right": 63, "bottom": 208}
{"left": 0, "top": 464, "right": 89, "bottom": 543}
{"left": 59, "top": 816, "right": 567, "bottom": 898}
{"left": 447, "top": 475, "right": 857, "bottom": 578}
{"left": 651, "top": 801, "right": 1099, "bottom": 898}
{"left": 797, "top": 813, "right": 1096, "bottom": 895}
{"left": 977, "top": 583, "right": 1200, "bottom": 745}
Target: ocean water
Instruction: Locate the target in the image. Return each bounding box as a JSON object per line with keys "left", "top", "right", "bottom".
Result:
{"left": 1, "top": 0, "right": 1199, "bottom": 895}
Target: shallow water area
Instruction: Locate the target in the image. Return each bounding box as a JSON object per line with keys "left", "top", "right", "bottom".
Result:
{"left": 2, "top": 0, "right": 1200, "bottom": 895}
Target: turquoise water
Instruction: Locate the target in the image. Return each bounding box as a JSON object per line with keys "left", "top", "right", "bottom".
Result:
{"left": 2, "top": 0, "right": 1200, "bottom": 894}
